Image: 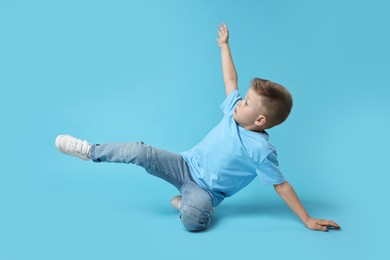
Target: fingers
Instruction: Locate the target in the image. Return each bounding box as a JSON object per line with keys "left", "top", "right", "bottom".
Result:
{"left": 314, "top": 219, "right": 341, "bottom": 232}
{"left": 216, "top": 22, "right": 229, "bottom": 47}
{"left": 314, "top": 223, "right": 328, "bottom": 231}
{"left": 218, "top": 22, "right": 228, "bottom": 34}
{"left": 307, "top": 218, "right": 341, "bottom": 232}
{"left": 317, "top": 219, "right": 341, "bottom": 229}
{"left": 218, "top": 26, "right": 225, "bottom": 34}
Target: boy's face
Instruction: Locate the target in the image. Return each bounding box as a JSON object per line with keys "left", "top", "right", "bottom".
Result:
{"left": 233, "top": 87, "right": 266, "bottom": 131}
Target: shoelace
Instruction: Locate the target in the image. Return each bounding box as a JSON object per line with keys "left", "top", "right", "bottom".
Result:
{"left": 67, "top": 139, "right": 88, "bottom": 154}
{"left": 76, "top": 140, "right": 88, "bottom": 153}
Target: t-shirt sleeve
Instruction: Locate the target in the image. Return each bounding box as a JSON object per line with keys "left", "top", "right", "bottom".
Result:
{"left": 220, "top": 89, "right": 242, "bottom": 115}
{"left": 256, "top": 151, "right": 286, "bottom": 185}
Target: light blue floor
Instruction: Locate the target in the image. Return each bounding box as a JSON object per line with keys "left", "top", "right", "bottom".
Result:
{"left": 1, "top": 1, "right": 390, "bottom": 259}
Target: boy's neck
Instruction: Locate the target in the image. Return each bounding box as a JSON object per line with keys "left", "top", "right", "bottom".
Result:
{"left": 242, "top": 124, "right": 266, "bottom": 133}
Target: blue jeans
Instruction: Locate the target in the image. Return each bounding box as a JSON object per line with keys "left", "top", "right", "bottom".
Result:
{"left": 90, "top": 142, "right": 213, "bottom": 232}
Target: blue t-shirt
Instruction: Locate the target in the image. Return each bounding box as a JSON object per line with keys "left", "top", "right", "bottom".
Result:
{"left": 181, "top": 90, "right": 286, "bottom": 206}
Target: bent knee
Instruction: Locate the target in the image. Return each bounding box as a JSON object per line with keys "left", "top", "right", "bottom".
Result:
{"left": 180, "top": 209, "right": 211, "bottom": 232}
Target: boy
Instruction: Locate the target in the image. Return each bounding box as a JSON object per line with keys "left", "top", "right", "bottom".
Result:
{"left": 55, "top": 23, "right": 340, "bottom": 232}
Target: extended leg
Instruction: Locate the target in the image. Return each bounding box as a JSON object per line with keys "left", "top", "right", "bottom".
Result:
{"left": 91, "top": 142, "right": 192, "bottom": 190}
{"left": 56, "top": 135, "right": 193, "bottom": 190}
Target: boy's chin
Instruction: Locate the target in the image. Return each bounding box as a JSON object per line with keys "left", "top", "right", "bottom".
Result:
{"left": 232, "top": 114, "right": 240, "bottom": 124}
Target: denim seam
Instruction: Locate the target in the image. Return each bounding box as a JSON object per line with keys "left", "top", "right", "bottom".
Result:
{"left": 123, "top": 143, "right": 133, "bottom": 164}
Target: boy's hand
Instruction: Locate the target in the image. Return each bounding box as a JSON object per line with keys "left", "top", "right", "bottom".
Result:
{"left": 305, "top": 218, "right": 341, "bottom": 231}
{"left": 216, "top": 22, "right": 229, "bottom": 47}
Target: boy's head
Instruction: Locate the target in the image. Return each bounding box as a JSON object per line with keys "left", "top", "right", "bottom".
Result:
{"left": 233, "top": 78, "right": 293, "bottom": 132}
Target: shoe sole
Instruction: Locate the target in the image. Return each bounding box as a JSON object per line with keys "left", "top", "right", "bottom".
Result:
{"left": 170, "top": 195, "right": 215, "bottom": 215}
{"left": 170, "top": 195, "right": 181, "bottom": 210}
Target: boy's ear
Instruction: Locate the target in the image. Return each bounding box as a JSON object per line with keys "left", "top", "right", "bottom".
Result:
{"left": 255, "top": 115, "right": 267, "bottom": 127}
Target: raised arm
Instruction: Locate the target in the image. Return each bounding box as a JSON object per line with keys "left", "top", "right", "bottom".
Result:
{"left": 216, "top": 23, "right": 238, "bottom": 96}
{"left": 274, "top": 181, "right": 341, "bottom": 231}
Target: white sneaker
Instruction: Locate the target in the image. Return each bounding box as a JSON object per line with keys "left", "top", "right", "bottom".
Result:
{"left": 170, "top": 195, "right": 182, "bottom": 211}
{"left": 55, "top": 134, "right": 91, "bottom": 160}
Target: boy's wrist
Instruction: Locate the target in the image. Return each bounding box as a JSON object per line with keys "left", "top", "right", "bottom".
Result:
{"left": 219, "top": 42, "right": 229, "bottom": 48}
{"left": 303, "top": 216, "right": 312, "bottom": 226}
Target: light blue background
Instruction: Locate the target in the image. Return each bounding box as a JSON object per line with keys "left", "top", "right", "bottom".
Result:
{"left": 1, "top": 0, "right": 389, "bottom": 259}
